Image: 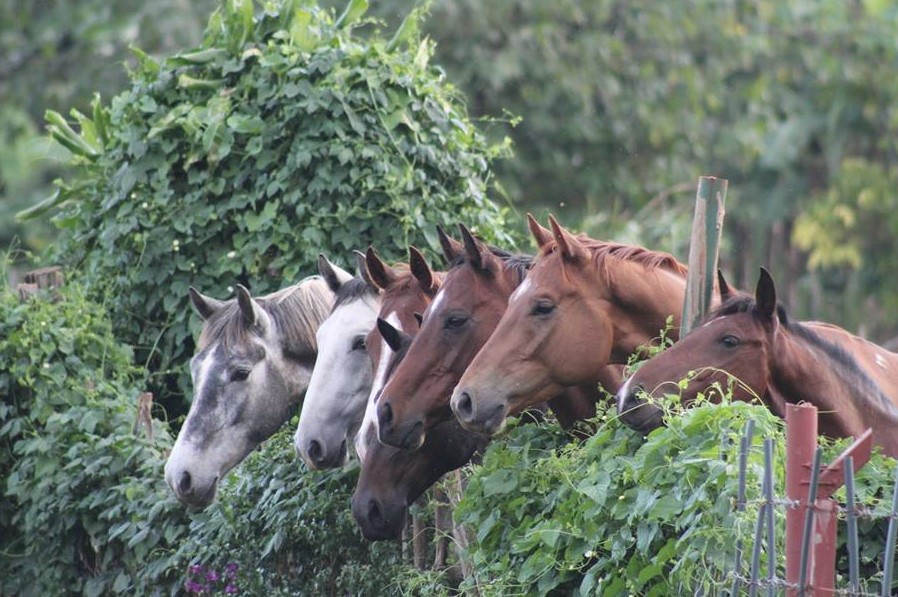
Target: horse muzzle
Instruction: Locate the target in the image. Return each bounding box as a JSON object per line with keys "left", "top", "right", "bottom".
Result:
{"left": 351, "top": 488, "right": 406, "bottom": 541}
{"left": 450, "top": 388, "right": 509, "bottom": 436}
{"left": 615, "top": 381, "right": 665, "bottom": 434}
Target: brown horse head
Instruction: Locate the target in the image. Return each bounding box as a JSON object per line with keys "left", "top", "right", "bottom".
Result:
{"left": 375, "top": 224, "right": 533, "bottom": 450}
{"left": 616, "top": 268, "right": 898, "bottom": 456}
{"left": 353, "top": 246, "right": 444, "bottom": 461}
{"left": 616, "top": 268, "right": 780, "bottom": 433}
{"left": 451, "top": 215, "right": 688, "bottom": 436}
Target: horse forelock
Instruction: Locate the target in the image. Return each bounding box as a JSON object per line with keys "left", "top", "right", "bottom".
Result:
{"left": 448, "top": 245, "right": 533, "bottom": 284}
{"left": 333, "top": 277, "right": 379, "bottom": 309}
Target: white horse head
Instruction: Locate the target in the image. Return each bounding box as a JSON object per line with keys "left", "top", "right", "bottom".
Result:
{"left": 295, "top": 254, "right": 381, "bottom": 469}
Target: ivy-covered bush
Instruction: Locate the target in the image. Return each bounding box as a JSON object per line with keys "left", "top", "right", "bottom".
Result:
{"left": 43, "top": 0, "right": 517, "bottom": 404}
{"left": 455, "top": 401, "right": 898, "bottom": 596}
{"left": 0, "top": 280, "right": 193, "bottom": 597}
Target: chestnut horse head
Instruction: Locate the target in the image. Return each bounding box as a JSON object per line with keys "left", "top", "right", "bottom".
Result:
{"left": 616, "top": 268, "right": 898, "bottom": 456}
{"left": 451, "top": 214, "right": 689, "bottom": 436}
{"left": 353, "top": 246, "right": 443, "bottom": 462}
{"left": 166, "top": 278, "right": 333, "bottom": 508}
{"left": 374, "top": 224, "right": 533, "bottom": 450}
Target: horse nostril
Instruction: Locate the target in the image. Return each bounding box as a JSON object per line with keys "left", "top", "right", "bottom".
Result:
{"left": 178, "top": 471, "right": 192, "bottom": 495}
{"left": 455, "top": 391, "right": 474, "bottom": 420}
{"left": 378, "top": 401, "right": 393, "bottom": 428}
{"left": 308, "top": 439, "right": 324, "bottom": 464}
{"left": 367, "top": 497, "right": 384, "bottom": 530}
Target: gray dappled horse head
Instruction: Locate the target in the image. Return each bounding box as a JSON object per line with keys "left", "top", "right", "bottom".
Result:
{"left": 165, "top": 277, "right": 333, "bottom": 509}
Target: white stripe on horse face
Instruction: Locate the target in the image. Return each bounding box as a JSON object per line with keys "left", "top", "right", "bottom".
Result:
{"left": 355, "top": 310, "right": 402, "bottom": 461}
{"left": 616, "top": 375, "right": 633, "bottom": 413}
{"left": 426, "top": 288, "right": 446, "bottom": 320}
{"left": 190, "top": 350, "right": 218, "bottom": 413}
{"left": 509, "top": 277, "right": 533, "bottom": 303}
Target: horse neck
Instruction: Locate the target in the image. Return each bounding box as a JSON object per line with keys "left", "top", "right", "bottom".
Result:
{"left": 602, "top": 261, "right": 687, "bottom": 361}
{"left": 767, "top": 322, "right": 898, "bottom": 440}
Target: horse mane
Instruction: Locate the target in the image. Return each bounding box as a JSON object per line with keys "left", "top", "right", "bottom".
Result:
{"left": 583, "top": 236, "right": 687, "bottom": 276}
{"left": 450, "top": 246, "right": 534, "bottom": 284}
{"left": 711, "top": 295, "right": 894, "bottom": 410}
{"left": 199, "top": 276, "right": 332, "bottom": 358}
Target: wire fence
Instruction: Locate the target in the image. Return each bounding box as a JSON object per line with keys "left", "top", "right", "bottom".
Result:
{"left": 730, "top": 404, "right": 898, "bottom": 596}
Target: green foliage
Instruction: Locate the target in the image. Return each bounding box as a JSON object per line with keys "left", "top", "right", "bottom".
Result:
{"left": 455, "top": 400, "right": 898, "bottom": 595}
{"left": 42, "top": 0, "right": 515, "bottom": 406}
{"left": 176, "top": 425, "right": 452, "bottom": 597}
{"left": 0, "top": 278, "right": 194, "bottom": 597}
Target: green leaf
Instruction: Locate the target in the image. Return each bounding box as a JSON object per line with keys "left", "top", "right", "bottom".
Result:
{"left": 334, "top": 0, "right": 368, "bottom": 29}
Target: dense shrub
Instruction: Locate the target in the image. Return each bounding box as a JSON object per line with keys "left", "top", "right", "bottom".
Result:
{"left": 456, "top": 401, "right": 898, "bottom": 596}
{"left": 43, "top": 0, "right": 517, "bottom": 405}
{"left": 0, "top": 279, "right": 193, "bottom": 596}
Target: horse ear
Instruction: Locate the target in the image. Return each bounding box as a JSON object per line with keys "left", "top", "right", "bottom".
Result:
{"left": 317, "top": 253, "right": 353, "bottom": 293}
{"left": 189, "top": 287, "right": 224, "bottom": 320}
{"left": 364, "top": 246, "right": 398, "bottom": 291}
{"left": 437, "top": 225, "right": 463, "bottom": 265}
{"left": 459, "top": 223, "right": 488, "bottom": 272}
{"left": 717, "top": 268, "right": 735, "bottom": 303}
{"left": 527, "top": 213, "right": 553, "bottom": 250}
{"left": 235, "top": 284, "right": 262, "bottom": 328}
{"left": 408, "top": 246, "right": 437, "bottom": 294}
{"left": 548, "top": 215, "right": 587, "bottom": 262}
{"left": 755, "top": 267, "right": 777, "bottom": 320}
{"left": 377, "top": 317, "right": 410, "bottom": 353}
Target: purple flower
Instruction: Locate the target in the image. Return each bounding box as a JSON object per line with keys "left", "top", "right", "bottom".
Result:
{"left": 188, "top": 564, "right": 204, "bottom": 576}
{"left": 184, "top": 579, "right": 204, "bottom": 593}
{"left": 225, "top": 562, "right": 238, "bottom": 575}
{"left": 224, "top": 584, "right": 239, "bottom": 594}
{"left": 206, "top": 569, "right": 220, "bottom": 582}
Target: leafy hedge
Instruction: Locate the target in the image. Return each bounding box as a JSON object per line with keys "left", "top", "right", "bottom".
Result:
{"left": 0, "top": 280, "right": 192, "bottom": 596}
{"left": 41, "top": 0, "right": 517, "bottom": 405}
{"left": 0, "top": 277, "right": 452, "bottom": 596}
{"left": 455, "top": 401, "right": 898, "bottom": 596}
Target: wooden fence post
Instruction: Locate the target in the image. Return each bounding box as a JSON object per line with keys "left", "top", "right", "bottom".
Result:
{"left": 680, "top": 176, "right": 728, "bottom": 336}
{"left": 785, "top": 403, "right": 872, "bottom": 596}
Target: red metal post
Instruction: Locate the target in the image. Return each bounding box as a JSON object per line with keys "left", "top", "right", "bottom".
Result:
{"left": 786, "top": 403, "right": 818, "bottom": 596}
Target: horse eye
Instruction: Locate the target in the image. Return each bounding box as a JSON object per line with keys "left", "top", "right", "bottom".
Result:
{"left": 231, "top": 368, "right": 251, "bottom": 382}
{"left": 351, "top": 336, "right": 366, "bottom": 351}
{"left": 720, "top": 335, "right": 740, "bottom": 348}
{"left": 443, "top": 314, "right": 468, "bottom": 330}
{"left": 531, "top": 301, "right": 556, "bottom": 316}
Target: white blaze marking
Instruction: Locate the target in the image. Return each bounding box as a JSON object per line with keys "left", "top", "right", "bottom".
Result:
{"left": 355, "top": 310, "right": 403, "bottom": 462}
{"left": 509, "top": 278, "right": 533, "bottom": 303}
{"left": 428, "top": 289, "right": 446, "bottom": 317}
{"left": 616, "top": 375, "right": 633, "bottom": 413}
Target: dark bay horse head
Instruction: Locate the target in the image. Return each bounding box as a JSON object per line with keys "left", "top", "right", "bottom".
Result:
{"left": 451, "top": 214, "right": 689, "bottom": 436}
{"left": 616, "top": 268, "right": 898, "bottom": 456}
{"left": 296, "top": 247, "right": 441, "bottom": 469}
{"left": 375, "top": 224, "right": 533, "bottom": 450}
{"left": 165, "top": 278, "right": 333, "bottom": 508}
{"left": 351, "top": 319, "right": 491, "bottom": 540}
